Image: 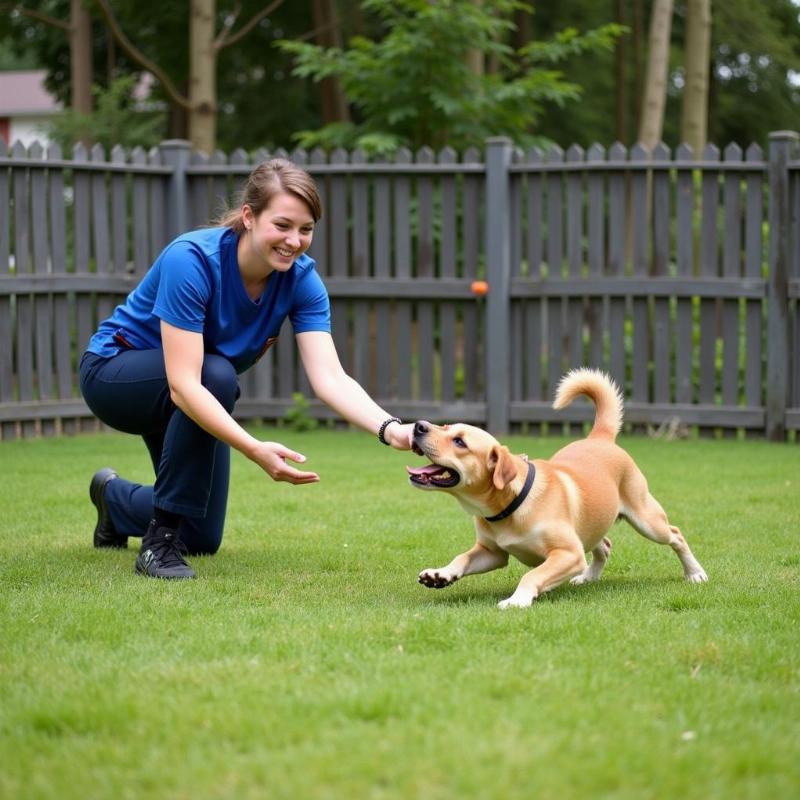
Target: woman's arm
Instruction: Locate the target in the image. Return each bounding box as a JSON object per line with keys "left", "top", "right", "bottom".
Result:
{"left": 296, "top": 331, "right": 413, "bottom": 449}
{"left": 161, "top": 321, "right": 319, "bottom": 483}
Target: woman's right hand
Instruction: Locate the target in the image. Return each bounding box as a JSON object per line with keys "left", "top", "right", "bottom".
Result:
{"left": 252, "top": 441, "right": 320, "bottom": 484}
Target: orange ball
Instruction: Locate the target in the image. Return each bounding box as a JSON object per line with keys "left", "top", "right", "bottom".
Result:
{"left": 470, "top": 280, "right": 489, "bottom": 296}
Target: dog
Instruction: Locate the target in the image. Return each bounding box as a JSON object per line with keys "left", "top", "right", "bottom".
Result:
{"left": 407, "top": 368, "right": 708, "bottom": 609}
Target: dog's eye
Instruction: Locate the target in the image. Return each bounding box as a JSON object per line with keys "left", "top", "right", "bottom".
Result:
{"left": 453, "top": 436, "right": 467, "bottom": 449}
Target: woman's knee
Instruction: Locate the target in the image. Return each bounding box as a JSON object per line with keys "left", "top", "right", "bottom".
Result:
{"left": 201, "top": 356, "right": 239, "bottom": 411}
{"left": 181, "top": 521, "right": 223, "bottom": 556}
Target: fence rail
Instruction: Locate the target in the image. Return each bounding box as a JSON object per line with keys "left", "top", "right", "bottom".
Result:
{"left": 0, "top": 132, "right": 798, "bottom": 441}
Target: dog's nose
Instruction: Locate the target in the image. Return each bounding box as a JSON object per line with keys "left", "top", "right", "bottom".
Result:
{"left": 414, "top": 420, "right": 431, "bottom": 437}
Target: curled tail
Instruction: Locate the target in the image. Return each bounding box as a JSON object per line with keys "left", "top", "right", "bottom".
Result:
{"left": 553, "top": 368, "right": 624, "bottom": 440}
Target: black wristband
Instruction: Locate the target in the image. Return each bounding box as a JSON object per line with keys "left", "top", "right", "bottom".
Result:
{"left": 378, "top": 417, "right": 402, "bottom": 445}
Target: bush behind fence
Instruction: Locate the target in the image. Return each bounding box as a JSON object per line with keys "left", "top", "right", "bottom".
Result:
{"left": 0, "top": 133, "right": 798, "bottom": 441}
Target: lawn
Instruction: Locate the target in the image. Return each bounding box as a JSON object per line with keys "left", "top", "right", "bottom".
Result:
{"left": 1, "top": 428, "right": 798, "bottom": 800}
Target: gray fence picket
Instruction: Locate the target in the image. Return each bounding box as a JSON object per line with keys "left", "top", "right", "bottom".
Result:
{"left": 699, "top": 144, "right": 721, "bottom": 411}
{"left": 329, "top": 148, "right": 350, "bottom": 375}
{"left": 91, "top": 145, "right": 114, "bottom": 323}
{"left": 565, "top": 144, "right": 585, "bottom": 390}
{"left": 675, "top": 143, "right": 695, "bottom": 405}
{"left": 523, "top": 148, "right": 543, "bottom": 406}
{"left": 372, "top": 151, "right": 392, "bottom": 399}
{"left": 586, "top": 144, "right": 605, "bottom": 371}
{"left": 0, "top": 141, "right": 12, "bottom": 438}
{"left": 393, "top": 148, "right": 413, "bottom": 400}
{"left": 792, "top": 163, "right": 800, "bottom": 415}
{"left": 652, "top": 142, "right": 671, "bottom": 405}
{"left": 722, "top": 144, "right": 743, "bottom": 418}
{"left": 416, "top": 146, "right": 436, "bottom": 401}
{"left": 546, "top": 145, "right": 565, "bottom": 401}
{"left": 189, "top": 151, "right": 211, "bottom": 228}
{"left": 509, "top": 149, "right": 523, "bottom": 403}
{"left": 461, "top": 146, "right": 482, "bottom": 403}
{"left": 12, "top": 142, "right": 35, "bottom": 436}
{"left": 630, "top": 143, "right": 650, "bottom": 409}
{"left": 438, "top": 147, "right": 457, "bottom": 403}
{"left": 131, "top": 147, "right": 149, "bottom": 277}
{"left": 744, "top": 144, "right": 764, "bottom": 412}
{"left": 350, "top": 149, "right": 371, "bottom": 392}
{"left": 30, "top": 143, "right": 55, "bottom": 435}
{"left": 148, "top": 147, "right": 166, "bottom": 260}
{"left": 607, "top": 143, "right": 627, "bottom": 390}
{"left": 48, "top": 142, "right": 75, "bottom": 435}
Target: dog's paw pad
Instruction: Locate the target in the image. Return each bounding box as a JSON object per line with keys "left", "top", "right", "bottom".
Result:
{"left": 418, "top": 569, "right": 456, "bottom": 589}
{"left": 686, "top": 570, "right": 708, "bottom": 584}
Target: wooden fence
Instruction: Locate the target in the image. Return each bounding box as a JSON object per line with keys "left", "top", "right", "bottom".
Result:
{"left": 0, "top": 132, "right": 798, "bottom": 441}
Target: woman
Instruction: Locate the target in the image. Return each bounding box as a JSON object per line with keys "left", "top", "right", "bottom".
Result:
{"left": 80, "top": 158, "right": 413, "bottom": 580}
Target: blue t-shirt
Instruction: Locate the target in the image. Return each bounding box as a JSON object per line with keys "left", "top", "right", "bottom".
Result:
{"left": 87, "top": 227, "right": 331, "bottom": 374}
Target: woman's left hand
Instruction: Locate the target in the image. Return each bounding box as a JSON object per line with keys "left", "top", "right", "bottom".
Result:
{"left": 385, "top": 421, "right": 414, "bottom": 451}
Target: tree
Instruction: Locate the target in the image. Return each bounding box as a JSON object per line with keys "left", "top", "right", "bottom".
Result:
{"left": 311, "top": 0, "right": 350, "bottom": 125}
{"left": 680, "top": 0, "right": 711, "bottom": 154}
{"left": 278, "top": 0, "right": 622, "bottom": 154}
{"left": 94, "top": 0, "right": 287, "bottom": 154}
{"left": 638, "top": 0, "right": 673, "bottom": 150}
{"left": 2, "top": 0, "right": 93, "bottom": 118}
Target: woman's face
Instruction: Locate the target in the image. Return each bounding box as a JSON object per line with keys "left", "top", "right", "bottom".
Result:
{"left": 242, "top": 191, "right": 315, "bottom": 274}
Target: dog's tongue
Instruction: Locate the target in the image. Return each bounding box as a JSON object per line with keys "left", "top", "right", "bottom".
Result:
{"left": 406, "top": 464, "right": 442, "bottom": 477}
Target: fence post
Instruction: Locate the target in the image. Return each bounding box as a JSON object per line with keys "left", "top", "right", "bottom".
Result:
{"left": 766, "top": 131, "right": 798, "bottom": 441}
{"left": 485, "top": 137, "right": 513, "bottom": 435}
{"left": 160, "top": 139, "right": 191, "bottom": 240}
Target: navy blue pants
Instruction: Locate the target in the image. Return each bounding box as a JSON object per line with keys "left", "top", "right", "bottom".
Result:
{"left": 79, "top": 350, "right": 240, "bottom": 555}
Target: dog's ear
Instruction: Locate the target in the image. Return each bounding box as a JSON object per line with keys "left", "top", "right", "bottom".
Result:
{"left": 488, "top": 444, "right": 517, "bottom": 490}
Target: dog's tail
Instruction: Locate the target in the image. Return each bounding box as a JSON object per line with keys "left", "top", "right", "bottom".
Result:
{"left": 552, "top": 368, "right": 624, "bottom": 440}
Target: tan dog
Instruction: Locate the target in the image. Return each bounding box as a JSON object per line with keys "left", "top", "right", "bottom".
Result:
{"left": 408, "top": 368, "right": 708, "bottom": 609}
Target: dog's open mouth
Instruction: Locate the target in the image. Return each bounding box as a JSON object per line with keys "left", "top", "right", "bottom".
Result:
{"left": 406, "top": 463, "right": 460, "bottom": 488}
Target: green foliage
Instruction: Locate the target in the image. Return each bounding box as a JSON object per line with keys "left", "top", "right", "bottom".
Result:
{"left": 278, "top": 0, "right": 623, "bottom": 155}
{"left": 282, "top": 392, "right": 319, "bottom": 433}
{"left": 46, "top": 75, "right": 165, "bottom": 152}
{"left": 0, "top": 430, "right": 799, "bottom": 798}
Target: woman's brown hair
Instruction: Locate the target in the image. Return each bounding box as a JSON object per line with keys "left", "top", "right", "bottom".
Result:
{"left": 215, "top": 158, "right": 322, "bottom": 232}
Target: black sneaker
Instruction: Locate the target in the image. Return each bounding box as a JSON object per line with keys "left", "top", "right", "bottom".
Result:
{"left": 90, "top": 468, "right": 127, "bottom": 549}
{"left": 135, "top": 520, "right": 196, "bottom": 580}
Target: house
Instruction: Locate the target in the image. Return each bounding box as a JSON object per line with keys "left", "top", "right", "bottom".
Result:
{"left": 0, "top": 70, "right": 62, "bottom": 148}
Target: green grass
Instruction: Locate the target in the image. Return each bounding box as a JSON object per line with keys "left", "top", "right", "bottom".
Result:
{"left": 1, "top": 429, "right": 798, "bottom": 800}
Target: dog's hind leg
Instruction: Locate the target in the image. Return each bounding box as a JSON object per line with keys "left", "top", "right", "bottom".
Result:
{"left": 570, "top": 537, "right": 612, "bottom": 586}
{"left": 621, "top": 480, "right": 707, "bottom": 583}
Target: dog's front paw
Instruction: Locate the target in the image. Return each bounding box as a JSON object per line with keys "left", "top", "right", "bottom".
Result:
{"left": 497, "top": 591, "right": 537, "bottom": 609}
{"left": 418, "top": 568, "right": 458, "bottom": 589}
{"left": 686, "top": 568, "right": 709, "bottom": 584}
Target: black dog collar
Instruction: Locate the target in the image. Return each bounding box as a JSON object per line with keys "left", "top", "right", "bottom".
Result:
{"left": 484, "top": 461, "right": 536, "bottom": 523}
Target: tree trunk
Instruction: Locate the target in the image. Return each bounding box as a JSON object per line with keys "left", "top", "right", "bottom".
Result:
{"left": 312, "top": 0, "right": 350, "bottom": 125}
{"left": 513, "top": 7, "right": 532, "bottom": 52}
{"left": 465, "top": 0, "right": 485, "bottom": 78}
{"left": 680, "top": 0, "right": 711, "bottom": 154}
{"left": 189, "top": 0, "right": 217, "bottom": 155}
{"left": 70, "top": 0, "right": 93, "bottom": 116}
{"left": 614, "top": 0, "right": 627, "bottom": 143}
{"left": 632, "top": 0, "right": 644, "bottom": 133}
{"left": 638, "top": 0, "right": 673, "bottom": 150}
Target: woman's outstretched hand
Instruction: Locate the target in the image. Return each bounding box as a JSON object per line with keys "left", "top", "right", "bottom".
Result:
{"left": 385, "top": 422, "right": 415, "bottom": 451}
{"left": 253, "top": 441, "right": 320, "bottom": 484}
